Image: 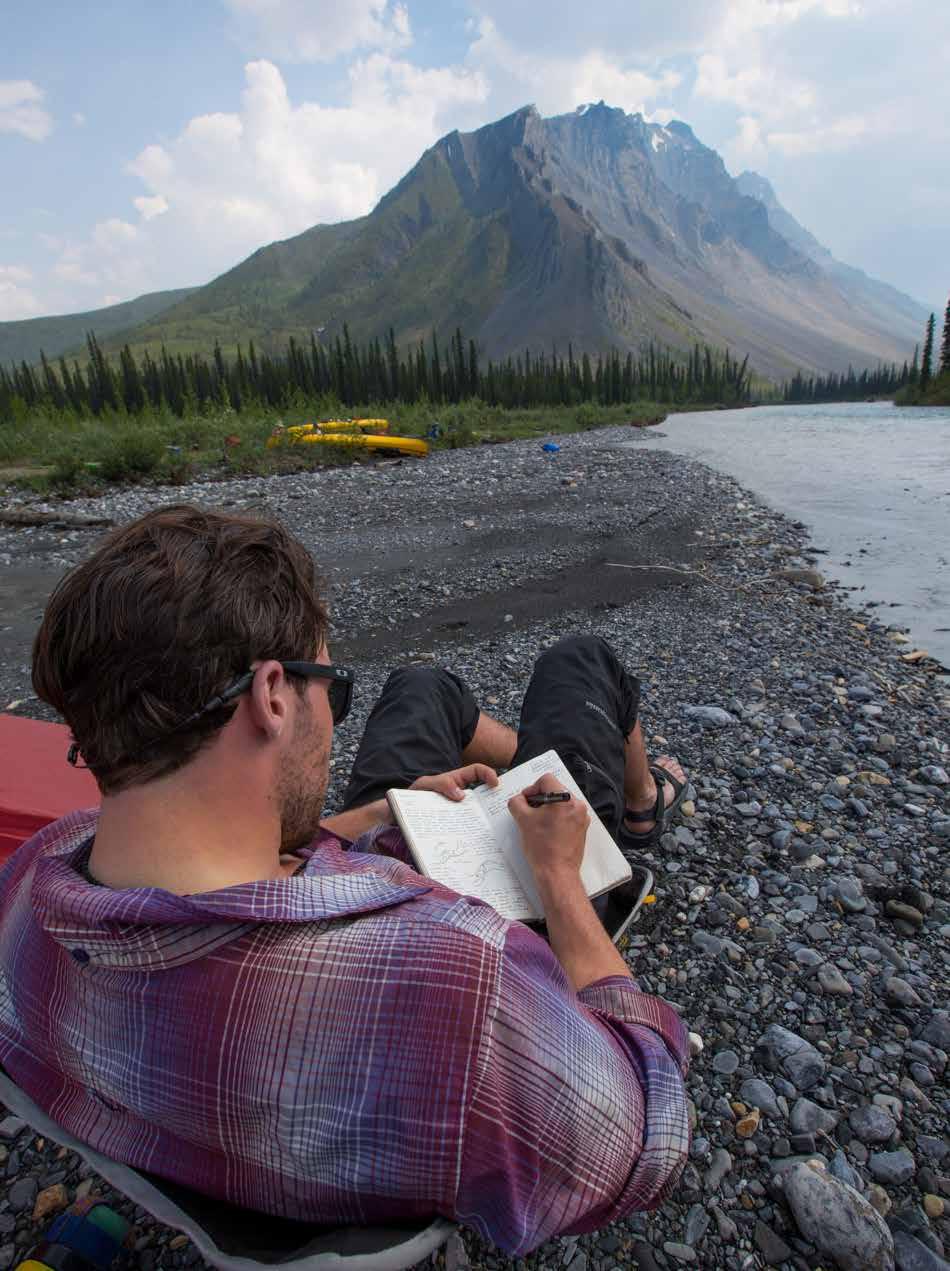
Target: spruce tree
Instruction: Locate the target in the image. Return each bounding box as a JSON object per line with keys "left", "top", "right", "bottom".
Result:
{"left": 920, "top": 313, "right": 935, "bottom": 391}
{"left": 939, "top": 296, "right": 950, "bottom": 376}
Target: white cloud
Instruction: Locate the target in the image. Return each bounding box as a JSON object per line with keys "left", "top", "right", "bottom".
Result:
{"left": 122, "top": 56, "right": 487, "bottom": 257}
{"left": 19, "top": 55, "right": 487, "bottom": 313}
{"left": 467, "top": 17, "right": 681, "bottom": 120}
{"left": 134, "top": 195, "right": 169, "bottom": 220}
{"left": 0, "top": 265, "right": 42, "bottom": 319}
{"left": 223, "top": 0, "right": 411, "bottom": 62}
{"left": 0, "top": 80, "right": 53, "bottom": 142}
{"left": 73, "top": 111, "right": 86, "bottom": 126}
{"left": 92, "top": 218, "right": 140, "bottom": 253}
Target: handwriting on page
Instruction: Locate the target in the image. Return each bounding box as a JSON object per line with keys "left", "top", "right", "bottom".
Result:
{"left": 404, "top": 797, "right": 536, "bottom": 919}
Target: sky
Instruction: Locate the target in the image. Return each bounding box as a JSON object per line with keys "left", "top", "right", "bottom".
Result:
{"left": 1, "top": 0, "right": 948, "bottom": 323}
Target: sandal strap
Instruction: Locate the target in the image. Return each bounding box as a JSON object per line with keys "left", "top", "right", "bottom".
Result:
{"left": 624, "top": 762, "right": 684, "bottom": 825}
{"left": 624, "top": 781, "right": 664, "bottom": 825}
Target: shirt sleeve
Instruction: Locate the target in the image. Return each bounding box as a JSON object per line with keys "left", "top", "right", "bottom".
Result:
{"left": 454, "top": 920, "right": 690, "bottom": 1256}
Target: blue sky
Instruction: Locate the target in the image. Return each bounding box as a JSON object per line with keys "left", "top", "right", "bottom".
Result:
{"left": 2, "top": 0, "right": 948, "bottom": 323}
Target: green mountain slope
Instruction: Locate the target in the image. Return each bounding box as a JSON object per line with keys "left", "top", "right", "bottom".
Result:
{"left": 0, "top": 288, "right": 196, "bottom": 367}
{"left": 19, "top": 104, "right": 928, "bottom": 379}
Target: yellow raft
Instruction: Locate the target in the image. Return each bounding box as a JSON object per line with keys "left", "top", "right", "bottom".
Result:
{"left": 268, "top": 420, "right": 427, "bottom": 457}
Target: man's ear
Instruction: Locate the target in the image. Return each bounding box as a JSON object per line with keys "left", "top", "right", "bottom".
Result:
{"left": 246, "top": 661, "right": 290, "bottom": 739}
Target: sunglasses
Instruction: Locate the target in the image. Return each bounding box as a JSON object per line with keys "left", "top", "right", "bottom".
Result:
{"left": 211, "top": 660, "right": 355, "bottom": 726}
{"left": 66, "top": 660, "right": 355, "bottom": 767}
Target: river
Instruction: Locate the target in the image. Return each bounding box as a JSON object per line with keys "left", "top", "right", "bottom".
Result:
{"left": 624, "top": 400, "right": 950, "bottom": 670}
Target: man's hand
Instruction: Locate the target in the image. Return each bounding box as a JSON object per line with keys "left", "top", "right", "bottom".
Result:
{"left": 508, "top": 772, "right": 590, "bottom": 884}
{"left": 410, "top": 763, "right": 499, "bottom": 802}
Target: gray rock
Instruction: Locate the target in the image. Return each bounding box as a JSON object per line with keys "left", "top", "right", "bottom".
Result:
{"left": 920, "top": 1012, "right": 950, "bottom": 1051}
{"left": 691, "top": 931, "right": 724, "bottom": 956}
{"left": 683, "top": 705, "right": 737, "bottom": 727}
{"left": 775, "top": 567, "right": 825, "bottom": 588}
{"left": 917, "top": 1136, "right": 948, "bottom": 1164}
{"left": 892, "top": 1229, "right": 950, "bottom": 1270}
{"left": 755, "top": 1221, "right": 793, "bottom": 1267}
{"left": 784, "top": 1161, "right": 895, "bottom": 1270}
{"left": 850, "top": 1105, "right": 898, "bottom": 1144}
{"left": 683, "top": 1203, "right": 710, "bottom": 1246}
{"left": 869, "top": 1149, "right": 916, "bottom": 1185}
{"left": 0, "top": 1116, "right": 26, "bottom": 1141}
{"left": 836, "top": 879, "right": 867, "bottom": 913}
{"left": 712, "top": 1205, "right": 738, "bottom": 1242}
{"left": 705, "top": 1148, "right": 733, "bottom": 1192}
{"left": 886, "top": 978, "right": 924, "bottom": 1008}
{"left": 819, "top": 964, "right": 854, "bottom": 996}
{"left": 7, "top": 1176, "right": 37, "bottom": 1212}
{"left": 791, "top": 1097, "right": 838, "bottom": 1135}
{"left": 756, "top": 1023, "right": 826, "bottom": 1091}
{"left": 918, "top": 765, "right": 949, "bottom": 786}
{"left": 739, "top": 1077, "right": 783, "bottom": 1120}
{"left": 795, "top": 947, "right": 824, "bottom": 967}
{"left": 829, "top": 1148, "right": 865, "bottom": 1192}
{"left": 662, "top": 1242, "right": 698, "bottom": 1264}
{"left": 712, "top": 1049, "right": 740, "bottom": 1075}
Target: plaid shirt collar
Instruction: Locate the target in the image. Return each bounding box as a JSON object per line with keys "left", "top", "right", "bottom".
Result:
{"left": 30, "top": 810, "right": 430, "bottom": 971}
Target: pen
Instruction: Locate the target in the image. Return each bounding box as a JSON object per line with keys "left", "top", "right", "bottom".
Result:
{"left": 525, "top": 792, "right": 571, "bottom": 807}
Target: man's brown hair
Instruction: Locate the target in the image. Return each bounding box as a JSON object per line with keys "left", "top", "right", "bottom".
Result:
{"left": 33, "top": 505, "right": 328, "bottom": 794}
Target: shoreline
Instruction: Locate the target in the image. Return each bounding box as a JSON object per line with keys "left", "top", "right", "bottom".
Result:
{"left": 1, "top": 425, "right": 948, "bottom": 1270}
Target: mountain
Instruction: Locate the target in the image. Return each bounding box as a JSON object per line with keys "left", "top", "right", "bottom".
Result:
{"left": 734, "top": 170, "right": 929, "bottom": 355}
{"left": 0, "top": 288, "right": 196, "bottom": 369}
{"left": 28, "top": 105, "right": 930, "bottom": 379}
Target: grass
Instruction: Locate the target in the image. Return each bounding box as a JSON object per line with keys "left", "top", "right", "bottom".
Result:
{"left": 0, "top": 398, "right": 670, "bottom": 495}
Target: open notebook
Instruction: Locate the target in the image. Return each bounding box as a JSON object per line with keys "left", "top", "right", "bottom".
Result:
{"left": 386, "top": 749, "right": 631, "bottom": 922}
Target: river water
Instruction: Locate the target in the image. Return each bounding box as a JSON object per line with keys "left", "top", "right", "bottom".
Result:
{"left": 624, "top": 401, "right": 950, "bottom": 669}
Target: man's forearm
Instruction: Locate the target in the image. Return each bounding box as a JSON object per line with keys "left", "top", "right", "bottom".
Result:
{"left": 535, "top": 869, "right": 633, "bottom": 992}
{"left": 320, "top": 798, "right": 392, "bottom": 842}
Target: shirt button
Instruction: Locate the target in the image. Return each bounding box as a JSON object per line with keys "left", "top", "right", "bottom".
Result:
{"left": 70, "top": 948, "right": 90, "bottom": 965}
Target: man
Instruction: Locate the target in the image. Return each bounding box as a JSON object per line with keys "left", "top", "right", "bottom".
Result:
{"left": 0, "top": 505, "right": 689, "bottom": 1257}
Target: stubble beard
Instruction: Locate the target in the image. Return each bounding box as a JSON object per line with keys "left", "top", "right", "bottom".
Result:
{"left": 277, "top": 698, "right": 330, "bottom": 853}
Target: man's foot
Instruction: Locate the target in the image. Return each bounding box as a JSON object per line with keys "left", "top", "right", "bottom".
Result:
{"left": 623, "top": 756, "right": 687, "bottom": 838}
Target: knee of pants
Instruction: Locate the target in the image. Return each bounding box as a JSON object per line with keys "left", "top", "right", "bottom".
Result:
{"left": 383, "top": 665, "right": 465, "bottom": 700}
{"left": 537, "top": 634, "right": 616, "bottom": 670}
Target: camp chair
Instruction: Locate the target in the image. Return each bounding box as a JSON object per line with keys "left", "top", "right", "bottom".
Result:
{"left": 0, "top": 1069, "right": 456, "bottom": 1271}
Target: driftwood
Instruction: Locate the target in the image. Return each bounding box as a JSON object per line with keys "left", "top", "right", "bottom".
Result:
{"left": 0, "top": 508, "right": 115, "bottom": 529}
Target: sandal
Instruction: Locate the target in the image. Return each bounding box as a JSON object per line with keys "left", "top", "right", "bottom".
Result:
{"left": 620, "top": 761, "right": 689, "bottom": 851}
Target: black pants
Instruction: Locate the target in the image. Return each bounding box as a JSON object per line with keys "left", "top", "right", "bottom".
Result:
{"left": 342, "top": 636, "right": 640, "bottom": 839}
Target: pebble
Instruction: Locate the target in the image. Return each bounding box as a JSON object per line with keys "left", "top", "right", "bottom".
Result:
{"left": 683, "top": 706, "right": 736, "bottom": 727}
{"left": 755, "top": 1024, "right": 826, "bottom": 1091}
{"left": 818, "top": 963, "right": 853, "bottom": 996}
{"left": 711, "top": 1049, "right": 740, "bottom": 1075}
{"left": 869, "top": 1149, "right": 917, "bottom": 1185}
{"left": 739, "top": 1078, "right": 783, "bottom": 1120}
{"left": 705, "top": 1149, "right": 733, "bottom": 1191}
{"left": 791, "top": 1097, "right": 837, "bottom": 1135}
{"left": 885, "top": 977, "right": 923, "bottom": 1008}
{"left": 850, "top": 1105, "right": 897, "bottom": 1144}
{"left": 662, "top": 1241, "right": 698, "bottom": 1264}
{"left": 892, "top": 1229, "right": 950, "bottom": 1270}
{"left": 754, "top": 1220, "right": 793, "bottom": 1266}
{"left": 784, "top": 1161, "right": 895, "bottom": 1270}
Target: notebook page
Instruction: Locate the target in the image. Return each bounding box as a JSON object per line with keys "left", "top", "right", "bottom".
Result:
{"left": 387, "top": 789, "right": 540, "bottom": 920}
{"left": 474, "top": 750, "right": 631, "bottom": 900}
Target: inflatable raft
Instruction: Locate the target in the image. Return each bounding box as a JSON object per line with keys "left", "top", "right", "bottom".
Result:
{"left": 268, "top": 419, "right": 428, "bottom": 457}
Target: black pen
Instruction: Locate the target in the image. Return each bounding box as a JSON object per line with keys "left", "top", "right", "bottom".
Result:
{"left": 525, "top": 792, "right": 571, "bottom": 807}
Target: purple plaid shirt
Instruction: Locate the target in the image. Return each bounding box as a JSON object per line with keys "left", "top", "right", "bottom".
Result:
{"left": 0, "top": 810, "right": 689, "bottom": 1256}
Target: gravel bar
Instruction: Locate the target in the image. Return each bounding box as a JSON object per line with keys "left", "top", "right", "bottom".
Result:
{"left": 1, "top": 423, "right": 948, "bottom": 1271}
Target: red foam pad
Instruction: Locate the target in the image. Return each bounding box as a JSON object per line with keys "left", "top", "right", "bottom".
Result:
{"left": 0, "top": 714, "right": 99, "bottom": 863}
